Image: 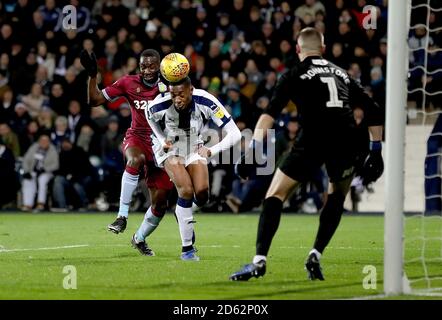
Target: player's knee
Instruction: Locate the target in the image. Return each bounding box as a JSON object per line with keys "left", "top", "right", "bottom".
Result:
{"left": 194, "top": 188, "right": 209, "bottom": 206}
{"left": 265, "top": 192, "right": 285, "bottom": 202}
{"left": 177, "top": 185, "right": 194, "bottom": 199}
{"left": 126, "top": 156, "right": 143, "bottom": 170}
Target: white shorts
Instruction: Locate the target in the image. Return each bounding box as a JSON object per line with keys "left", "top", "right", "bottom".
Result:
{"left": 152, "top": 135, "right": 206, "bottom": 167}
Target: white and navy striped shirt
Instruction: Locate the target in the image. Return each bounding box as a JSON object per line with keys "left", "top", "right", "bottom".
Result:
{"left": 146, "top": 89, "right": 241, "bottom": 157}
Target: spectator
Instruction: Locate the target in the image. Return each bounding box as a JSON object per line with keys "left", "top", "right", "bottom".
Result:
{"left": 116, "top": 103, "right": 132, "bottom": 134}
{"left": 253, "top": 71, "right": 277, "bottom": 102}
{"left": 0, "top": 88, "right": 15, "bottom": 122}
{"left": 223, "top": 83, "right": 252, "bottom": 126}
{"left": 244, "top": 59, "right": 264, "bottom": 85}
{"left": 51, "top": 115, "right": 71, "bottom": 151}
{"left": 34, "top": 64, "right": 52, "bottom": 96}
{"left": 53, "top": 44, "right": 69, "bottom": 78}
{"left": 52, "top": 138, "right": 95, "bottom": 211}
{"left": 272, "top": 7, "right": 292, "bottom": 40}
{"left": 237, "top": 72, "right": 257, "bottom": 103}
{"left": 36, "top": 41, "right": 55, "bottom": 82}
{"left": 0, "top": 23, "right": 14, "bottom": 55}
{"left": 62, "top": 66, "right": 87, "bottom": 104}
{"left": 217, "top": 12, "right": 238, "bottom": 43}
{"left": 0, "top": 122, "right": 20, "bottom": 158}
{"left": 47, "top": 83, "right": 68, "bottom": 116}
{"left": 21, "top": 133, "right": 59, "bottom": 211}
{"left": 260, "top": 22, "right": 280, "bottom": 58}
{"left": 348, "top": 62, "right": 362, "bottom": 84}
{"left": 244, "top": 6, "right": 264, "bottom": 42}
{"left": 10, "top": 51, "right": 38, "bottom": 95}
{"left": 8, "top": 102, "right": 31, "bottom": 138}
{"left": 36, "top": 106, "right": 54, "bottom": 132}
{"left": 0, "top": 54, "right": 11, "bottom": 95}
{"left": 90, "top": 106, "right": 110, "bottom": 133}
{"left": 0, "top": 139, "right": 19, "bottom": 208}
{"left": 295, "top": 0, "right": 326, "bottom": 25}
{"left": 249, "top": 40, "right": 268, "bottom": 73}
{"left": 101, "top": 116, "right": 124, "bottom": 204}
{"left": 76, "top": 124, "right": 100, "bottom": 156}
{"left": 37, "top": 0, "right": 62, "bottom": 33}
{"left": 19, "top": 120, "right": 40, "bottom": 156}
{"left": 279, "top": 39, "right": 297, "bottom": 69}
{"left": 29, "top": 10, "right": 47, "bottom": 48}
{"left": 67, "top": 100, "right": 89, "bottom": 142}
{"left": 19, "top": 83, "right": 48, "bottom": 118}
{"left": 135, "top": 0, "right": 155, "bottom": 22}
{"left": 230, "top": 0, "right": 249, "bottom": 32}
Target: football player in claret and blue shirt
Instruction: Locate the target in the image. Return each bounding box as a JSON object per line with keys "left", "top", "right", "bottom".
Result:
{"left": 80, "top": 49, "right": 173, "bottom": 256}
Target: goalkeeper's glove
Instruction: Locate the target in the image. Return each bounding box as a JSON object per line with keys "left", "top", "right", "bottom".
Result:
{"left": 234, "top": 140, "right": 264, "bottom": 180}
{"left": 361, "top": 141, "right": 384, "bottom": 186}
{"left": 80, "top": 50, "right": 98, "bottom": 77}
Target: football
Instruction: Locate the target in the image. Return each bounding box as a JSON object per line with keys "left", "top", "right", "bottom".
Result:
{"left": 160, "top": 52, "right": 190, "bottom": 83}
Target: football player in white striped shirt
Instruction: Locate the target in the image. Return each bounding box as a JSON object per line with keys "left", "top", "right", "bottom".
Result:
{"left": 145, "top": 76, "right": 241, "bottom": 260}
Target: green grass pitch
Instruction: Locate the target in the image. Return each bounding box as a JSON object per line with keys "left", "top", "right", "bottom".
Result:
{"left": 0, "top": 213, "right": 441, "bottom": 300}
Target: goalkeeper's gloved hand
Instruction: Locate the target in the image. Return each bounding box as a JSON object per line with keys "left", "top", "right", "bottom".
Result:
{"left": 234, "top": 140, "right": 264, "bottom": 180}
{"left": 80, "top": 50, "right": 98, "bottom": 77}
{"left": 361, "top": 141, "right": 384, "bottom": 186}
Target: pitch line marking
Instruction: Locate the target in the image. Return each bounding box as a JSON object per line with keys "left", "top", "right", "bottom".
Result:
{"left": 0, "top": 244, "right": 89, "bottom": 253}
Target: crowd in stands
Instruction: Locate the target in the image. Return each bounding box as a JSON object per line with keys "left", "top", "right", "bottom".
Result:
{"left": 1, "top": 0, "right": 439, "bottom": 212}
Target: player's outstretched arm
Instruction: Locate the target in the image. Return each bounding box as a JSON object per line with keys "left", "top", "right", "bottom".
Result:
{"left": 235, "top": 70, "right": 291, "bottom": 179}
{"left": 252, "top": 70, "right": 292, "bottom": 142}
{"left": 206, "top": 120, "right": 241, "bottom": 157}
{"left": 80, "top": 50, "right": 107, "bottom": 107}
{"left": 349, "top": 78, "right": 385, "bottom": 185}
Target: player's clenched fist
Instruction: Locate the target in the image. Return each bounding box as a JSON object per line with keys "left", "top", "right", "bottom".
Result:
{"left": 80, "top": 50, "right": 98, "bottom": 77}
{"left": 197, "top": 146, "right": 212, "bottom": 159}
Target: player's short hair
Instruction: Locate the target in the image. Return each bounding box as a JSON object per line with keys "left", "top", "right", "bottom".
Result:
{"left": 169, "top": 76, "right": 191, "bottom": 87}
{"left": 297, "top": 27, "right": 324, "bottom": 52}
{"left": 140, "top": 49, "right": 161, "bottom": 61}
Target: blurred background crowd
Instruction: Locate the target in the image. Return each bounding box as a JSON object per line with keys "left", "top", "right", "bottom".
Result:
{"left": 0, "top": 0, "right": 440, "bottom": 213}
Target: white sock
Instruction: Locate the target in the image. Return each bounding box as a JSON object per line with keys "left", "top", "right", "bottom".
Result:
{"left": 135, "top": 207, "right": 162, "bottom": 242}
{"left": 253, "top": 255, "right": 267, "bottom": 264}
{"left": 176, "top": 198, "right": 194, "bottom": 247}
{"left": 118, "top": 171, "right": 139, "bottom": 218}
{"left": 309, "top": 248, "right": 322, "bottom": 260}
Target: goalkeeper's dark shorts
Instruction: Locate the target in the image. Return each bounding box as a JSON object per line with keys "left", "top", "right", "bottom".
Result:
{"left": 278, "top": 139, "right": 361, "bottom": 183}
